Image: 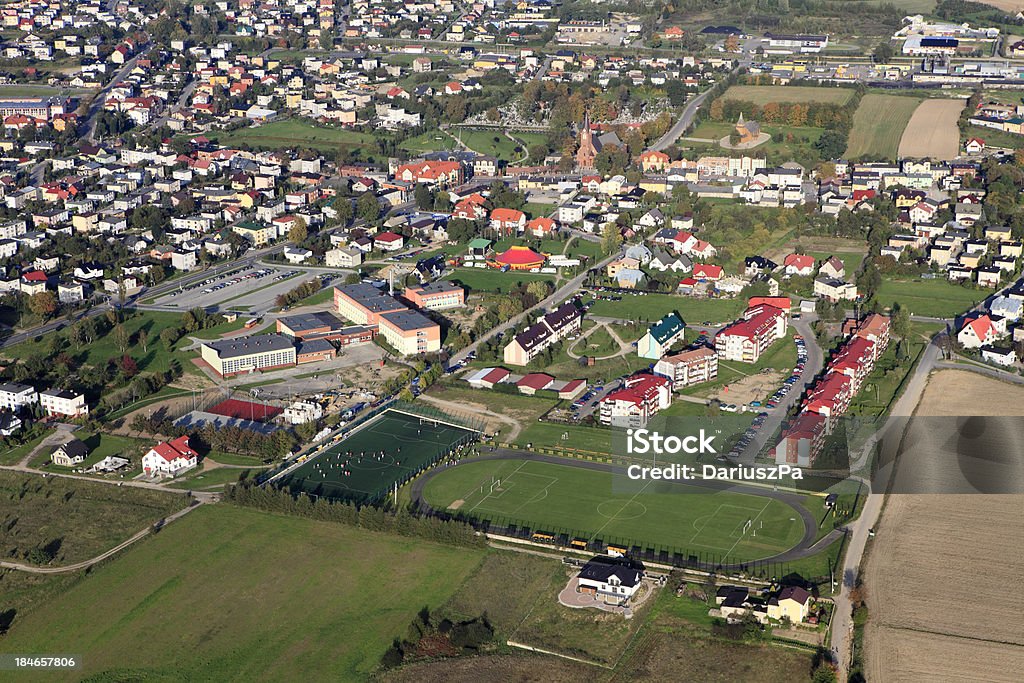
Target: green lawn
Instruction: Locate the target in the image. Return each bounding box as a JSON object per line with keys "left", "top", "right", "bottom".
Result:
{"left": 422, "top": 457, "right": 805, "bottom": 562}
{"left": 443, "top": 267, "right": 556, "bottom": 294}
{"left": 0, "top": 504, "right": 483, "bottom": 681}
{"left": 846, "top": 94, "right": 922, "bottom": 160}
{"left": 877, "top": 278, "right": 984, "bottom": 318}
{"left": 687, "top": 120, "right": 827, "bottom": 167}
{"left": 0, "top": 470, "right": 187, "bottom": 565}
{"left": 399, "top": 130, "right": 458, "bottom": 155}
{"left": 0, "top": 427, "right": 55, "bottom": 466}
{"left": 514, "top": 420, "right": 614, "bottom": 452}
{"left": 721, "top": 85, "right": 854, "bottom": 105}
{"left": 585, "top": 293, "right": 746, "bottom": 325}
{"left": 455, "top": 128, "right": 526, "bottom": 163}
{"left": 36, "top": 432, "right": 149, "bottom": 470}
{"left": 212, "top": 119, "right": 378, "bottom": 153}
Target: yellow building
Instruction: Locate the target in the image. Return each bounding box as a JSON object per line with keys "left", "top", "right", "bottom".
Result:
{"left": 378, "top": 310, "right": 441, "bottom": 356}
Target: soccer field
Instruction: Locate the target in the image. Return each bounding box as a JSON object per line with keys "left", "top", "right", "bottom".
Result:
{"left": 421, "top": 458, "right": 806, "bottom": 563}
{"left": 279, "top": 410, "right": 478, "bottom": 503}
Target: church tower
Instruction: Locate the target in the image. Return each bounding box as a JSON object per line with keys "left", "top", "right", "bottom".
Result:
{"left": 576, "top": 112, "right": 599, "bottom": 170}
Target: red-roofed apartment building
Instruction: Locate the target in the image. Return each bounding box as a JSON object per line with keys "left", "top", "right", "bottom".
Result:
{"left": 142, "top": 435, "right": 198, "bottom": 477}
{"left": 776, "top": 313, "right": 892, "bottom": 466}
{"left": 715, "top": 304, "right": 788, "bottom": 363}
{"left": 775, "top": 411, "right": 827, "bottom": 467}
{"left": 598, "top": 373, "right": 672, "bottom": 426}
{"left": 395, "top": 160, "right": 463, "bottom": 186}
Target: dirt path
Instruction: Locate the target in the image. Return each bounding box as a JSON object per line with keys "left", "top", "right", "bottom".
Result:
{"left": 566, "top": 322, "right": 633, "bottom": 360}
{"left": 19, "top": 424, "right": 76, "bottom": 467}
{"left": 0, "top": 500, "right": 207, "bottom": 574}
{"left": 417, "top": 393, "right": 523, "bottom": 441}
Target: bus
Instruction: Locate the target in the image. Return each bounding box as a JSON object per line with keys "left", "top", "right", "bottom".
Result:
{"left": 531, "top": 532, "right": 555, "bottom": 543}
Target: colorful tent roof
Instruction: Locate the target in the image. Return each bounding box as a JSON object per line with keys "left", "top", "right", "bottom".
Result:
{"left": 494, "top": 245, "right": 545, "bottom": 267}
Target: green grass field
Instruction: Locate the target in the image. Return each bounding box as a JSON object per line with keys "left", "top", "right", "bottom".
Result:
{"left": 399, "top": 130, "right": 458, "bottom": 155}
{"left": 877, "top": 278, "right": 984, "bottom": 318}
{"left": 35, "top": 432, "right": 148, "bottom": 470}
{"left": 721, "top": 85, "right": 854, "bottom": 105}
{"left": 0, "top": 470, "right": 186, "bottom": 565}
{"left": 443, "top": 267, "right": 556, "bottom": 294}
{"left": 213, "top": 120, "right": 377, "bottom": 153}
{"left": 0, "top": 505, "right": 483, "bottom": 680}
{"left": 278, "top": 409, "right": 478, "bottom": 502}
{"left": 423, "top": 458, "right": 805, "bottom": 562}
{"left": 846, "top": 94, "right": 922, "bottom": 160}
{"left": 584, "top": 293, "right": 746, "bottom": 325}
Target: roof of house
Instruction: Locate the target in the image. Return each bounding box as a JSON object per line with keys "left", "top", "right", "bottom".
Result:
{"left": 148, "top": 435, "right": 197, "bottom": 462}
{"left": 55, "top": 438, "right": 89, "bottom": 459}
{"left": 577, "top": 556, "right": 644, "bottom": 587}
{"left": 646, "top": 312, "right": 685, "bottom": 345}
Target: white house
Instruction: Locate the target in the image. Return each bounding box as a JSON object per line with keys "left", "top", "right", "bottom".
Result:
{"left": 142, "top": 435, "right": 199, "bottom": 477}
{"left": 0, "top": 382, "right": 39, "bottom": 412}
{"left": 39, "top": 388, "right": 89, "bottom": 418}
{"left": 283, "top": 400, "right": 324, "bottom": 424}
{"left": 51, "top": 438, "right": 89, "bottom": 467}
{"left": 576, "top": 556, "right": 645, "bottom": 606}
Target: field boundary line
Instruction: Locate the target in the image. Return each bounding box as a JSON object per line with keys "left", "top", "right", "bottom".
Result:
{"left": 506, "top": 640, "right": 611, "bottom": 669}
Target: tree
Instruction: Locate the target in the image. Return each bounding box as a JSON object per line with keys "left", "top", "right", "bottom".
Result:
{"left": 288, "top": 216, "right": 308, "bottom": 243}
{"left": 890, "top": 302, "right": 911, "bottom": 340}
{"left": 138, "top": 328, "right": 149, "bottom": 353}
{"left": 601, "top": 222, "right": 623, "bottom": 255}
{"left": 112, "top": 324, "right": 131, "bottom": 353}
{"left": 357, "top": 192, "right": 380, "bottom": 223}
{"left": 160, "top": 326, "right": 179, "bottom": 348}
{"left": 28, "top": 291, "right": 57, "bottom": 319}
{"left": 334, "top": 198, "right": 353, "bottom": 226}
{"left": 873, "top": 41, "right": 894, "bottom": 63}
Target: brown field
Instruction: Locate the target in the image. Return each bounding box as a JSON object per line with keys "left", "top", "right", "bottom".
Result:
{"left": 980, "top": 0, "right": 1024, "bottom": 10}
{"left": 863, "top": 370, "right": 1024, "bottom": 682}
{"left": 379, "top": 654, "right": 594, "bottom": 682}
{"left": 898, "top": 99, "right": 965, "bottom": 160}
{"left": 913, "top": 369, "right": 1024, "bottom": 417}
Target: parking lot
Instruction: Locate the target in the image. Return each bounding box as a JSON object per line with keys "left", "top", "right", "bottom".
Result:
{"left": 151, "top": 266, "right": 341, "bottom": 314}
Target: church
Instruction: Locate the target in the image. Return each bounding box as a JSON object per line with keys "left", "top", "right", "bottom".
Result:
{"left": 576, "top": 114, "right": 624, "bottom": 170}
{"left": 734, "top": 113, "right": 761, "bottom": 145}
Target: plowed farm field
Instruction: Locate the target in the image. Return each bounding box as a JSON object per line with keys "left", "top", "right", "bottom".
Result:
{"left": 863, "top": 370, "right": 1024, "bottom": 681}
{"left": 898, "top": 99, "right": 965, "bottom": 160}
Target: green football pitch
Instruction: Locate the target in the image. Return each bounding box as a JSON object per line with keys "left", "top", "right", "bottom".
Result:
{"left": 279, "top": 410, "right": 478, "bottom": 503}
{"left": 422, "top": 458, "right": 806, "bottom": 563}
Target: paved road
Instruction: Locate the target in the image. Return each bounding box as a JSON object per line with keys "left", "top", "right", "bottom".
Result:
{"left": 447, "top": 251, "right": 619, "bottom": 365}
{"left": 832, "top": 335, "right": 944, "bottom": 680}
{"left": 735, "top": 316, "right": 824, "bottom": 465}
{"left": 409, "top": 449, "right": 840, "bottom": 567}
{"left": 83, "top": 43, "right": 151, "bottom": 142}
{"left": 650, "top": 59, "right": 748, "bottom": 152}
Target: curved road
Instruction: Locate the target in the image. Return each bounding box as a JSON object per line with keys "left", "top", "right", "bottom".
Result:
{"left": 410, "top": 450, "right": 840, "bottom": 568}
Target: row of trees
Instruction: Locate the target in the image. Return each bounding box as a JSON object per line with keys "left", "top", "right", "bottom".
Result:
{"left": 222, "top": 479, "right": 486, "bottom": 548}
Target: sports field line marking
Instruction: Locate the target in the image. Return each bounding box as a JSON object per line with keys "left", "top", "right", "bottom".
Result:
{"left": 467, "top": 460, "right": 530, "bottom": 513}
{"left": 589, "top": 478, "right": 653, "bottom": 542}
{"left": 509, "top": 476, "right": 556, "bottom": 515}
{"left": 722, "top": 499, "right": 772, "bottom": 560}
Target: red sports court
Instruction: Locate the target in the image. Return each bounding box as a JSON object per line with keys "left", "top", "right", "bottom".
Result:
{"left": 207, "top": 398, "right": 282, "bottom": 423}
